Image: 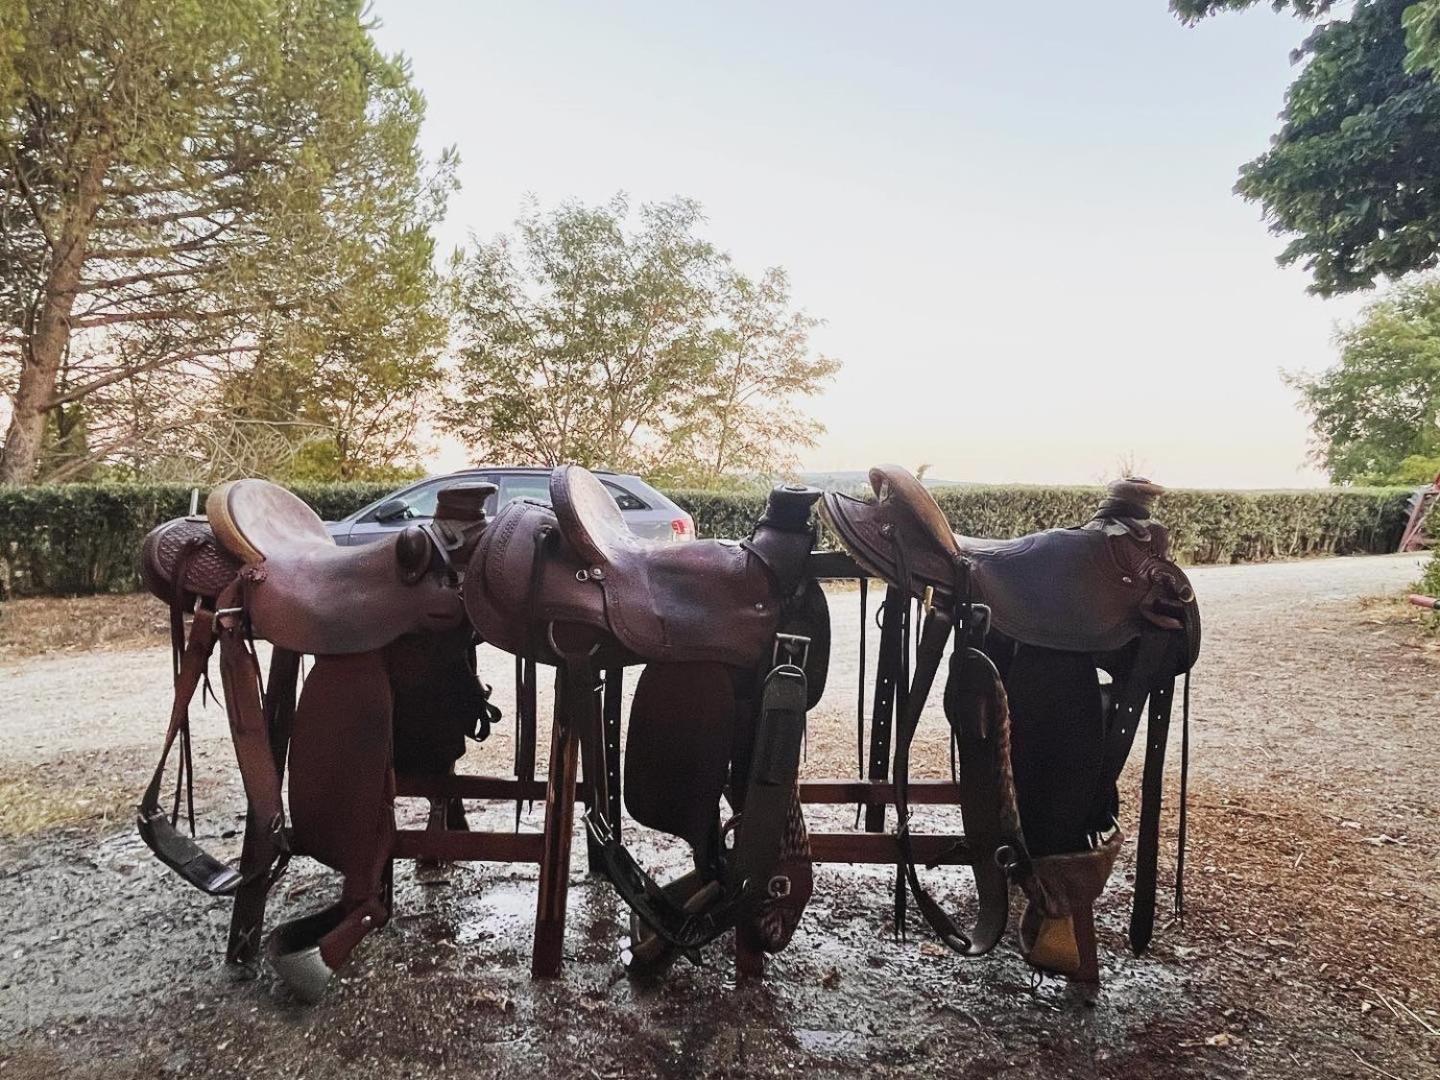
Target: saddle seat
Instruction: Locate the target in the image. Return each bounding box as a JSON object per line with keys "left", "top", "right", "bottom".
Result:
{"left": 820, "top": 465, "right": 1197, "bottom": 657}
{"left": 465, "top": 465, "right": 817, "bottom": 668}
{"left": 207, "top": 479, "right": 463, "bottom": 655}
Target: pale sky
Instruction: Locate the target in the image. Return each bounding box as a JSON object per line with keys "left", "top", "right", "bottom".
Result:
{"left": 370, "top": 0, "right": 1371, "bottom": 489}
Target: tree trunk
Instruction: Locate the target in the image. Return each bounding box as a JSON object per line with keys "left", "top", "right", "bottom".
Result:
{"left": 0, "top": 159, "right": 105, "bottom": 484}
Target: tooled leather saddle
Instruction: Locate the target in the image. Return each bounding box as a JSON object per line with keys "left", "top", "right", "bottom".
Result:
{"left": 137, "top": 480, "right": 497, "bottom": 1001}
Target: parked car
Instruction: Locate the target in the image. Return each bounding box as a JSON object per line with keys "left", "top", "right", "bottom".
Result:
{"left": 325, "top": 467, "right": 695, "bottom": 545}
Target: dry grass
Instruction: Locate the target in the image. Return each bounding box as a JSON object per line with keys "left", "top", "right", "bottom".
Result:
{"left": 0, "top": 772, "right": 134, "bottom": 838}
{"left": 0, "top": 593, "right": 169, "bottom": 661}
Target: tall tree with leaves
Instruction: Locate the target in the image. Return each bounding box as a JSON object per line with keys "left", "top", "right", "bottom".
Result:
{"left": 446, "top": 195, "right": 837, "bottom": 483}
{"left": 1288, "top": 276, "right": 1440, "bottom": 483}
{"left": 1172, "top": 1, "right": 1440, "bottom": 295}
{"left": 0, "top": 0, "right": 453, "bottom": 483}
{"left": 670, "top": 267, "right": 840, "bottom": 488}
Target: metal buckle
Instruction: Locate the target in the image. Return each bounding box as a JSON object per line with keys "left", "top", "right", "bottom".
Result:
{"left": 1087, "top": 817, "right": 1121, "bottom": 850}
{"left": 766, "top": 875, "right": 791, "bottom": 900}
{"left": 773, "top": 632, "right": 811, "bottom": 668}
{"left": 957, "top": 602, "right": 991, "bottom": 640}
{"left": 584, "top": 810, "right": 614, "bottom": 846}
{"left": 546, "top": 622, "right": 601, "bottom": 658}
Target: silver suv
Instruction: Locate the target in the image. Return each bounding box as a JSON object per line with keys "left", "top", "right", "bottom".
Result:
{"left": 326, "top": 467, "right": 696, "bottom": 545}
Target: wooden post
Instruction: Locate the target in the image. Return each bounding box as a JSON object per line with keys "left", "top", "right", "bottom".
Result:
{"left": 532, "top": 694, "right": 581, "bottom": 977}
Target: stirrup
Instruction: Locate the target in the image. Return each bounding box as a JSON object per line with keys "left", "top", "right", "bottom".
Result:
{"left": 136, "top": 807, "right": 243, "bottom": 896}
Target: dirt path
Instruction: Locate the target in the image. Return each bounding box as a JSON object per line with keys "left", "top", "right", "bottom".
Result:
{"left": 1, "top": 554, "right": 1436, "bottom": 1079}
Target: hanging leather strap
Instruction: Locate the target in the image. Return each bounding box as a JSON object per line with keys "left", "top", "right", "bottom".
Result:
{"left": 214, "top": 581, "right": 288, "bottom": 846}
{"left": 1129, "top": 678, "right": 1175, "bottom": 955}
{"left": 1085, "top": 629, "right": 1183, "bottom": 956}
{"left": 137, "top": 579, "right": 289, "bottom": 896}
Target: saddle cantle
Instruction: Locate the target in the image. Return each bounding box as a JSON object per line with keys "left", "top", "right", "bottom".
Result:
{"left": 463, "top": 465, "right": 828, "bottom": 968}
{"left": 137, "top": 478, "right": 498, "bottom": 1002}
{"left": 821, "top": 465, "right": 1200, "bottom": 986}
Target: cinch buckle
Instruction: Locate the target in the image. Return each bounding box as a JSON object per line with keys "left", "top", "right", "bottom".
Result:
{"left": 773, "top": 632, "right": 811, "bottom": 669}
{"left": 584, "top": 810, "right": 615, "bottom": 847}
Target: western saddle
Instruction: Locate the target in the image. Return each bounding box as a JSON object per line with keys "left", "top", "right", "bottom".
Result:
{"left": 820, "top": 465, "right": 1199, "bottom": 982}
{"left": 139, "top": 479, "right": 496, "bottom": 1001}
{"left": 463, "top": 464, "right": 829, "bottom": 970}
{"left": 136, "top": 462, "right": 1200, "bottom": 998}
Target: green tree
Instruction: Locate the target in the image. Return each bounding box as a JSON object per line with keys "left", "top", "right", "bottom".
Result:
{"left": 1173, "top": 1, "right": 1440, "bottom": 295}
{"left": 665, "top": 267, "right": 839, "bottom": 488}
{"left": 445, "top": 195, "right": 838, "bottom": 483}
{"left": 0, "top": 0, "right": 453, "bottom": 484}
{"left": 1288, "top": 276, "right": 1440, "bottom": 482}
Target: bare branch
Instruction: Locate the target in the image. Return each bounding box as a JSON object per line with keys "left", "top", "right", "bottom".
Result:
{"left": 45, "top": 344, "right": 259, "bottom": 406}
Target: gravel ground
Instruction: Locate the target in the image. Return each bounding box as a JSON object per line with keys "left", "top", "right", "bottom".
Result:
{"left": 0, "top": 553, "right": 1436, "bottom": 1079}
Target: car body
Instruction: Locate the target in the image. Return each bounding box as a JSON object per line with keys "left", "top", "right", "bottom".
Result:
{"left": 326, "top": 467, "right": 695, "bottom": 546}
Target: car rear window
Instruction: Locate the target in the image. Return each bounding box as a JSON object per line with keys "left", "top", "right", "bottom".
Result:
{"left": 498, "top": 474, "right": 551, "bottom": 505}
{"left": 603, "top": 480, "right": 647, "bottom": 511}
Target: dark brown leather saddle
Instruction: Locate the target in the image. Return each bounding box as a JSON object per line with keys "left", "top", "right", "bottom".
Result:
{"left": 138, "top": 480, "right": 497, "bottom": 1001}
{"left": 822, "top": 465, "right": 1200, "bottom": 984}
{"left": 463, "top": 465, "right": 829, "bottom": 966}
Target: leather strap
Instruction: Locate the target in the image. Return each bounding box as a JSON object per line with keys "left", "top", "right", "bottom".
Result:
{"left": 514, "top": 654, "right": 538, "bottom": 826}
{"left": 724, "top": 664, "right": 808, "bottom": 900}
{"left": 891, "top": 604, "right": 1017, "bottom": 955}
{"left": 1129, "top": 679, "right": 1174, "bottom": 955}
{"left": 136, "top": 579, "right": 289, "bottom": 896}
{"left": 863, "top": 587, "right": 906, "bottom": 832}
{"left": 1087, "top": 628, "right": 1186, "bottom": 956}
{"left": 216, "top": 580, "right": 288, "bottom": 845}
{"left": 1091, "top": 632, "right": 1175, "bottom": 822}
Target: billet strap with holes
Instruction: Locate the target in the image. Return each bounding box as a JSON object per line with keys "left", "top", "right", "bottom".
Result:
{"left": 1086, "top": 627, "right": 1185, "bottom": 955}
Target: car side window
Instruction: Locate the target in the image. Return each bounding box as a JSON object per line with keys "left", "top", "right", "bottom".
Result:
{"left": 399, "top": 482, "right": 447, "bottom": 519}
{"left": 360, "top": 480, "right": 442, "bottom": 523}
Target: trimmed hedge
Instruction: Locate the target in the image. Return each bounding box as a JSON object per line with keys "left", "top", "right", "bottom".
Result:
{"left": 0, "top": 482, "right": 393, "bottom": 598}
{"left": 0, "top": 480, "right": 1414, "bottom": 599}
{"left": 668, "top": 484, "right": 1412, "bottom": 564}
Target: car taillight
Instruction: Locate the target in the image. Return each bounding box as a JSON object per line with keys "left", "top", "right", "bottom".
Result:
{"left": 671, "top": 517, "right": 691, "bottom": 539}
